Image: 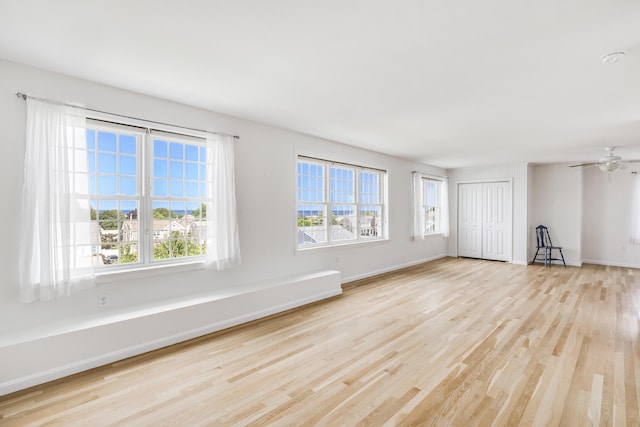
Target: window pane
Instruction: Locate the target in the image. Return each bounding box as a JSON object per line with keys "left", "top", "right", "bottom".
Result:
{"left": 171, "top": 201, "right": 186, "bottom": 217}
{"left": 186, "top": 182, "right": 198, "bottom": 198}
{"left": 119, "top": 243, "right": 138, "bottom": 264}
{"left": 186, "top": 145, "right": 198, "bottom": 161}
{"left": 331, "top": 205, "right": 356, "bottom": 242}
{"left": 87, "top": 151, "right": 96, "bottom": 173}
{"left": 120, "top": 156, "right": 136, "bottom": 176}
{"left": 118, "top": 200, "right": 139, "bottom": 265}
{"left": 360, "top": 205, "right": 381, "bottom": 238}
{"left": 152, "top": 201, "right": 171, "bottom": 219}
{"left": 89, "top": 176, "right": 96, "bottom": 195}
{"left": 297, "top": 203, "right": 327, "bottom": 245}
{"left": 121, "top": 200, "right": 137, "bottom": 213}
{"left": 96, "top": 201, "right": 121, "bottom": 231}
{"left": 170, "top": 161, "right": 183, "bottom": 179}
{"left": 170, "top": 142, "right": 183, "bottom": 160}
{"left": 96, "top": 199, "right": 117, "bottom": 211}
{"left": 299, "top": 162, "right": 308, "bottom": 175}
{"left": 120, "top": 135, "right": 136, "bottom": 154}
{"left": 187, "top": 202, "right": 200, "bottom": 216}
{"left": 152, "top": 202, "right": 192, "bottom": 260}
{"left": 154, "top": 179, "right": 168, "bottom": 196}
{"left": 170, "top": 180, "right": 183, "bottom": 197}
{"left": 186, "top": 163, "right": 198, "bottom": 180}
{"left": 119, "top": 177, "right": 136, "bottom": 195}
{"left": 154, "top": 160, "right": 168, "bottom": 178}
{"left": 98, "top": 132, "right": 116, "bottom": 152}
{"left": 86, "top": 129, "right": 96, "bottom": 149}
{"left": 425, "top": 180, "right": 439, "bottom": 206}
{"left": 98, "top": 153, "right": 116, "bottom": 174}
{"left": 154, "top": 140, "right": 168, "bottom": 157}
{"left": 98, "top": 176, "right": 117, "bottom": 195}
{"left": 425, "top": 206, "right": 440, "bottom": 233}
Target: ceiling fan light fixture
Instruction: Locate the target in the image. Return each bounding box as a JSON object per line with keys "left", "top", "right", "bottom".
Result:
{"left": 599, "top": 163, "right": 619, "bottom": 172}
{"left": 601, "top": 51, "right": 626, "bottom": 63}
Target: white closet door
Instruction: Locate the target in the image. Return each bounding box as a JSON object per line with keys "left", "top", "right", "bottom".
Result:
{"left": 458, "top": 181, "right": 511, "bottom": 261}
{"left": 482, "top": 182, "right": 510, "bottom": 261}
{"left": 458, "top": 183, "right": 483, "bottom": 258}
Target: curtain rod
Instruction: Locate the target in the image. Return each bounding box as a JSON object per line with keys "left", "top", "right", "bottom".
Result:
{"left": 15, "top": 92, "right": 239, "bottom": 140}
{"left": 413, "top": 171, "right": 448, "bottom": 180}
{"left": 299, "top": 155, "right": 387, "bottom": 173}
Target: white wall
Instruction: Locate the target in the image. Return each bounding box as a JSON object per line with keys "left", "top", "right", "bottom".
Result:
{"left": 527, "top": 164, "right": 535, "bottom": 262}
{"left": 582, "top": 168, "right": 640, "bottom": 267}
{"left": 0, "top": 59, "right": 448, "bottom": 394}
{"left": 531, "top": 164, "right": 582, "bottom": 266}
{"left": 448, "top": 163, "right": 530, "bottom": 265}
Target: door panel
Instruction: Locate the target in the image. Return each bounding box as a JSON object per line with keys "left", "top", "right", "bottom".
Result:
{"left": 458, "top": 183, "right": 482, "bottom": 258}
{"left": 482, "top": 182, "right": 510, "bottom": 261}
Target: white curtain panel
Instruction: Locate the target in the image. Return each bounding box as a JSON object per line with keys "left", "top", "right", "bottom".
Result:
{"left": 631, "top": 175, "right": 640, "bottom": 245}
{"left": 19, "top": 98, "right": 94, "bottom": 302}
{"left": 412, "top": 172, "right": 425, "bottom": 240}
{"left": 441, "top": 177, "right": 450, "bottom": 237}
{"left": 206, "top": 134, "right": 241, "bottom": 269}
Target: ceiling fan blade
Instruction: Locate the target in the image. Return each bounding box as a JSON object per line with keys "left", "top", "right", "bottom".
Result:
{"left": 626, "top": 159, "right": 640, "bottom": 163}
{"left": 569, "top": 162, "right": 598, "bottom": 168}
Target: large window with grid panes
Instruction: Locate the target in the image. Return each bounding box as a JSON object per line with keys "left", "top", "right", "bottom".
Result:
{"left": 84, "top": 120, "right": 210, "bottom": 268}
{"left": 297, "top": 156, "right": 386, "bottom": 248}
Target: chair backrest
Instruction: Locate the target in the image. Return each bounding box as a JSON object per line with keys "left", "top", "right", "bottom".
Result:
{"left": 535, "top": 225, "right": 553, "bottom": 248}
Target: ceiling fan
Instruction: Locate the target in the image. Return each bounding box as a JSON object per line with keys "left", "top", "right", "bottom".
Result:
{"left": 569, "top": 146, "right": 640, "bottom": 172}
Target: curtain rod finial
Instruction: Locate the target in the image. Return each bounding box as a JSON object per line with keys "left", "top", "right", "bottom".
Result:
{"left": 16, "top": 92, "right": 27, "bottom": 100}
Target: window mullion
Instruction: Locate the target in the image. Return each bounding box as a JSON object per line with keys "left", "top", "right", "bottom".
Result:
{"left": 355, "top": 169, "right": 360, "bottom": 240}
{"left": 325, "top": 163, "right": 331, "bottom": 243}
{"left": 142, "top": 130, "right": 152, "bottom": 265}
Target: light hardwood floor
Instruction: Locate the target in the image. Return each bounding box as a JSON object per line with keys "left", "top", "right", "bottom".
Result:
{"left": 1, "top": 258, "right": 639, "bottom": 426}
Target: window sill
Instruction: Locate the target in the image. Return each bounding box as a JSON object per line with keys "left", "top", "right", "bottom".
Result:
{"left": 423, "top": 232, "right": 448, "bottom": 237}
{"left": 96, "top": 260, "right": 206, "bottom": 284}
{"left": 297, "top": 237, "right": 389, "bottom": 253}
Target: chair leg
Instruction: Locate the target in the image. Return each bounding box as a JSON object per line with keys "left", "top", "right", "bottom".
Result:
{"left": 559, "top": 249, "right": 566, "bottom": 269}
{"left": 532, "top": 248, "right": 540, "bottom": 264}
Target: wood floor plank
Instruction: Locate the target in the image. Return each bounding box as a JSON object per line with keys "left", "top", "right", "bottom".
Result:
{"left": 1, "top": 258, "right": 639, "bottom": 426}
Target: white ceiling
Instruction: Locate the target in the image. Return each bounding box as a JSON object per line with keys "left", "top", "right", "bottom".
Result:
{"left": 1, "top": 1, "right": 640, "bottom": 168}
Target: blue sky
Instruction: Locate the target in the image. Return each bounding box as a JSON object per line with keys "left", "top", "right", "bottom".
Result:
{"left": 87, "top": 129, "right": 206, "bottom": 214}
{"left": 297, "top": 161, "right": 381, "bottom": 206}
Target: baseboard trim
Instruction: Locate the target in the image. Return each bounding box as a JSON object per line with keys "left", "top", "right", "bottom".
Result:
{"left": 341, "top": 254, "right": 448, "bottom": 284}
{"left": 530, "top": 260, "right": 582, "bottom": 267}
{"left": 581, "top": 259, "right": 640, "bottom": 269}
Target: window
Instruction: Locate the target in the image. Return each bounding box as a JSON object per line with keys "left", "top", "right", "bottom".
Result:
{"left": 20, "top": 97, "right": 239, "bottom": 302}
{"left": 297, "top": 156, "right": 386, "bottom": 248}
{"left": 423, "top": 178, "right": 442, "bottom": 234}
{"left": 84, "top": 121, "right": 211, "bottom": 269}
{"left": 412, "top": 173, "right": 449, "bottom": 238}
